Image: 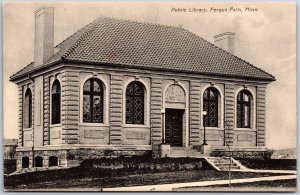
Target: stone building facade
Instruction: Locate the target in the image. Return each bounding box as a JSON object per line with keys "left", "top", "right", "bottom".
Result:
{"left": 10, "top": 7, "right": 275, "bottom": 170}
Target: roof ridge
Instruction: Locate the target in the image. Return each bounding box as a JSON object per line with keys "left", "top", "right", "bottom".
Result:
{"left": 100, "top": 15, "right": 183, "bottom": 31}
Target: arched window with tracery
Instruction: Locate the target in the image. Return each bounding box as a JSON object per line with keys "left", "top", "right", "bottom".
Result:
{"left": 237, "top": 90, "right": 252, "bottom": 128}
{"left": 51, "top": 80, "right": 61, "bottom": 124}
{"left": 126, "top": 81, "right": 145, "bottom": 124}
{"left": 83, "top": 78, "right": 104, "bottom": 123}
{"left": 24, "top": 88, "right": 32, "bottom": 128}
{"left": 203, "top": 87, "right": 220, "bottom": 127}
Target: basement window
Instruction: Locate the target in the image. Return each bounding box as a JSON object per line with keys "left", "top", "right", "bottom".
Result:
{"left": 49, "top": 156, "right": 59, "bottom": 167}
{"left": 34, "top": 156, "right": 43, "bottom": 167}
{"left": 22, "top": 157, "right": 29, "bottom": 168}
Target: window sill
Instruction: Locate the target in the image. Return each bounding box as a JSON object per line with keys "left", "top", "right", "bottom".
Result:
{"left": 200, "top": 127, "right": 223, "bottom": 131}
{"left": 234, "top": 128, "right": 256, "bottom": 131}
{"left": 23, "top": 128, "right": 33, "bottom": 131}
{"left": 79, "top": 123, "right": 110, "bottom": 127}
{"left": 50, "top": 137, "right": 61, "bottom": 140}
{"left": 50, "top": 124, "right": 61, "bottom": 128}
{"left": 123, "top": 124, "right": 150, "bottom": 128}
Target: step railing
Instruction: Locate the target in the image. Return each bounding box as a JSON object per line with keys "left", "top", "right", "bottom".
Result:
{"left": 203, "top": 157, "right": 220, "bottom": 171}
{"left": 230, "top": 157, "right": 249, "bottom": 170}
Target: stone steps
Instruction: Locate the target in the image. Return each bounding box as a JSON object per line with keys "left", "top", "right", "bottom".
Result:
{"left": 204, "top": 157, "right": 248, "bottom": 171}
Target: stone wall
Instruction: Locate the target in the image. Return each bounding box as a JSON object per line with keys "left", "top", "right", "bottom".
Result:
{"left": 34, "top": 76, "right": 44, "bottom": 147}
{"left": 109, "top": 74, "right": 123, "bottom": 145}
{"left": 16, "top": 147, "right": 151, "bottom": 170}
{"left": 43, "top": 76, "right": 50, "bottom": 145}
{"left": 15, "top": 67, "right": 269, "bottom": 159}
{"left": 61, "top": 71, "right": 80, "bottom": 144}
{"left": 16, "top": 150, "right": 67, "bottom": 170}
{"left": 150, "top": 78, "right": 163, "bottom": 157}
{"left": 256, "top": 86, "right": 266, "bottom": 146}
{"left": 18, "top": 86, "right": 23, "bottom": 147}
{"left": 189, "top": 80, "right": 201, "bottom": 146}
{"left": 224, "top": 83, "right": 235, "bottom": 146}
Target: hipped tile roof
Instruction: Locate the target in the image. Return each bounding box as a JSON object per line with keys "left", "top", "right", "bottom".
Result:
{"left": 10, "top": 17, "right": 275, "bottom": 81}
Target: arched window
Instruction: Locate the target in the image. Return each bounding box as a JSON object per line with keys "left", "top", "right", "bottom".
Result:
{"left": 49, "top": 156, "right": 58, "bottom": 167}
{"left": 237, "top": 90, "right": 252, "bottom": 128}
{"left": 22, "top": 157, "right": 29, "bottom": 168}
{"left": 34, "top": 156, "right": 43, "bottom": 167}
{"left": 51, "top": 80, "right": 61, "bottom": 124}
{"left": 83, "top": 78, "right": 104, "bottom": 123}
{"left": 23, "top": 88, "right": 32, "bottom": 128}
{"left": 126, "top": 81, "right": 144, "bottom": 124}
{"left": 203, "top": 87, "right": 220, "bottom": 127}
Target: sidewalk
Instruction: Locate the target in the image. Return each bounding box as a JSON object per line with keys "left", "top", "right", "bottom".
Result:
{"left": 231, "top": 169, "right": 297, "bottom": 174}
{"left": 102, "top": 174, "right": 297, "bottom": 191}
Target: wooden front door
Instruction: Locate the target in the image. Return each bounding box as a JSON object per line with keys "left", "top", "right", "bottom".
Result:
{"left": 165, "top": 109, "right": 183, "bottom": 147}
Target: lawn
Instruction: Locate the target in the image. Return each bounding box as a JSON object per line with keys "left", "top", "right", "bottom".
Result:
{"left": 4, "top": 168, "right": 291, "bottom": 190}
{"left": 238, "top": 159, "right": 296, "bottom": 170}
{"left": 5, "top": 157, "right": 296, "bottom": 191}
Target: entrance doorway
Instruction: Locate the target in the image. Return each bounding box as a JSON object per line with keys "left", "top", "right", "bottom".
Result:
{"left": 165, "top": 109, "right": 184, "bottom": 147}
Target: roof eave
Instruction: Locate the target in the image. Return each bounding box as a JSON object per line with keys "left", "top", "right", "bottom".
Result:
{"left": 9, "top": 58, "right": 276, "bottom": 83}
{"left": 10, "top": 59, "right": 63, "bottom": 82}
{"left": 63, "top": 59, "right": 276, "bottom": 82}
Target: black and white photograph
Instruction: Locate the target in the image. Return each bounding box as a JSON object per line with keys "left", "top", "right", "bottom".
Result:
{"left": 3, "top": 2, "right": 296, "bottom": 192}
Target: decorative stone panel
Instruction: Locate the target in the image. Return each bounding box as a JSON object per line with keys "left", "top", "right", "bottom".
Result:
{"left": 189, "top": 80, "right": 201, "bottom": 146}
{"left": 224, "top": 84, "right": 234, "bottom": 146}
{"left": 61, "top": 71, "right": 80, "bottom": 144}
{"left": 150, "top": 78, "right": 163, "bottom": 157}
{"left": 43, "top": 76, "right": 50, "bottom": 145}
{"left": 256, "top": 86, "right": 266, "bottom": 146}
{"left": 165, "top": 84, "right": 185, "bottom": 102}
{"left": 109, "top": 74, "right": 123, "bottom": 145}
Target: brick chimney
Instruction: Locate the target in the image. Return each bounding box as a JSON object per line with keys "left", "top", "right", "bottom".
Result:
{"left": 34, "top": 7, "right": 54, "bottom": 67}
{"left": 214, "top": 32, "right": 235, "bottom": 55}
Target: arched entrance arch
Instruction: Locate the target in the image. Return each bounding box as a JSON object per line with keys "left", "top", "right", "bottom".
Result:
{"left": 163, "top": 84, "right": 187, "bottom": 147}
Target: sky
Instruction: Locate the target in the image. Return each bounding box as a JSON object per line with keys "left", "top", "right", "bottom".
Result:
{"left": 3, "top": 2, "right": 296, "bottom": 149}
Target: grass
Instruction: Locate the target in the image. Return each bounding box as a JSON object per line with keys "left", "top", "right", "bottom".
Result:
{"left": 4, "top": 157, "right": 296, "bottom": 191}
{"left": 4, "top": 168, "right": 291, "bottom": 190}
{"left": 238, "top": 159, "right": 296, "bottom": 170}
